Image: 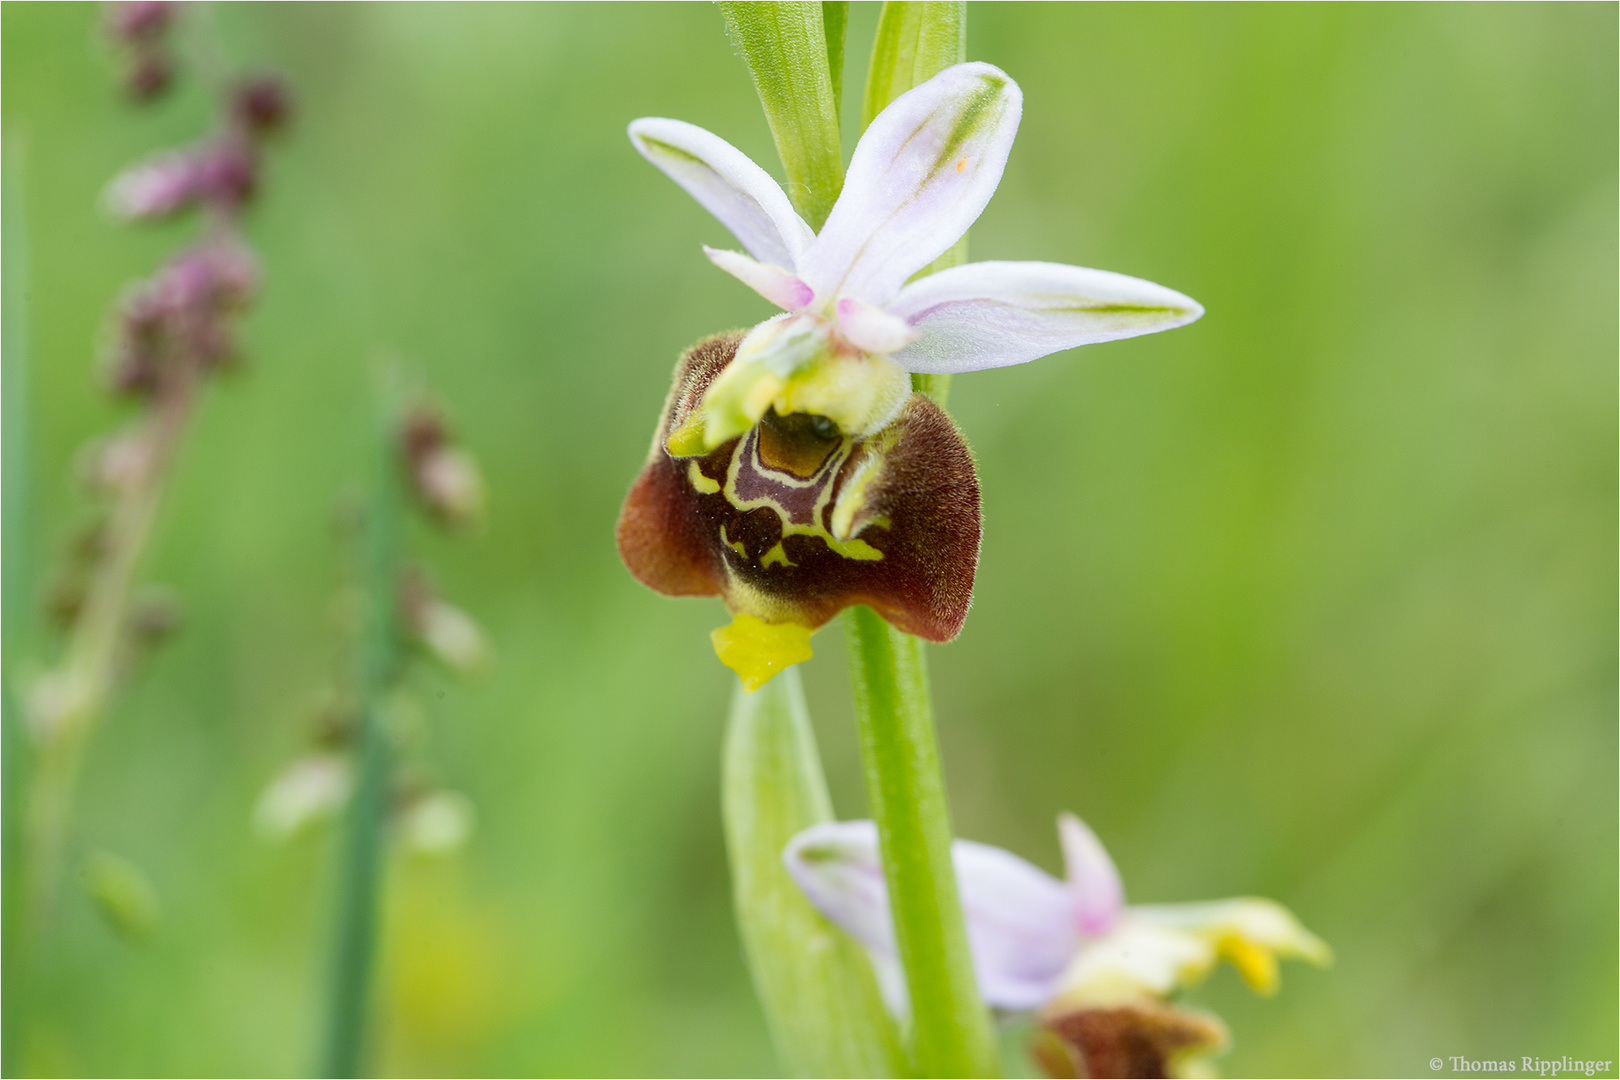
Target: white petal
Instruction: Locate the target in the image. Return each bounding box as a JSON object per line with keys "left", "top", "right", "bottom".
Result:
{"left": 800, "top": 62, "right": 1022, "bottom": 306}
{"left": 953, "top": 839, "right": 1079, "bottom": 1011}
{"left": 783, "top": 820, "right": 897, "bottom": 956}
{"left": 703, "top": 247, "right": 815, "bottom": 311}
{"left": 254, "top": 754, "right": 352, "bottom": 842}
{"left": 629, "top": 117, "right": 815, "bottom": 270}
{"left": 835, "top": 297, "right": 919, "bottom": 355}
{"left": 888, "top": 261, "right": 1204, "bottom": 374}
{"left": 398, "top": 791, "right": 477, "bottom": 856}
{"left": 785, "top": 821, "right": 1079, "bottom": 1013}
{"left": 1057, "top": 813, "right": 1125, "bottom": 936}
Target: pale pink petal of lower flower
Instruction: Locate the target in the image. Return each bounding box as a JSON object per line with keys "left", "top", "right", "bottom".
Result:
{"left": 888, "top": 260, "right": 1204, "bottom": 374}
{"left": 953, "top": 838, "right": 1079, "bottom": 1010}
{"left": 783, "top": 821, "right": 897, "bottom": 956}
{"left": 1057, "top": 813, "right": 1126, "bottom": 936}
{"left": 785, "top": 820, "right": 1078, "bottom": 1013}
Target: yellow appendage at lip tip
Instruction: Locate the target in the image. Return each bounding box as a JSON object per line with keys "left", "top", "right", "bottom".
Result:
{"left": 710, "top": 613, "right": 813, "bottom": 692}
{"left": 1218, "top": 934, "right": 1280, "bottom": 995}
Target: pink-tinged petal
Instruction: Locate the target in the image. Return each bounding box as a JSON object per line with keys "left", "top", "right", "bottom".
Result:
{"left": 778, "top": 823, "right": 912, "bottom": 1016}
{"left": 783, "top": 821, "right": 897, "bottom": 956}
{"left": 1058, "top": 813, "right": 1125, "bottom": 937}
{"left": 785, "top": 821, "right": 1078, "bottom": 1013}
{"left": 703, "top": 247, "right": 815, "bottom": 311}
{"left": 953, "top": 838, "right": 1079, "bottom": 1011}
{"left": 888, "top": 260, "right": 1204, "bottom": 374}
{"left": 835, "top": 297, "right": 919, "bottom": 355}
{"left": 629, "top": 117, "right": 815, "bottom": 270}
{"left": 800, "top": 63, "right": 1022, "bottom": 306}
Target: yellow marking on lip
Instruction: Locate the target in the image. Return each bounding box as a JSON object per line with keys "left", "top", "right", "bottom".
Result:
{"left": 835, "top": 537, "right": 883, "bottom": 561}
{"left": 720, "top": 430, "right": 886, "bottom": 565}
{"left": 687, "top": 461, "right": 721, "bottom": 495}
{"left": 955, "top": 157, "right": 967, "bottom": 174}
{"left": 666, "top": 410, "right": 710, "bottom": 457}
{"left": 760, "top": 542, "right": 795, "bottom": 569}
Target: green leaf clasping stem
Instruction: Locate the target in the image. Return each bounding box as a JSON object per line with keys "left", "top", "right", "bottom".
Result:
{"left": 723, "top": 669, "right": 904, "bottom": 1077}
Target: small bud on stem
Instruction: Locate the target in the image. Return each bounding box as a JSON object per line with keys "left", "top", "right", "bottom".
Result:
{"left": 398, "top": 407, "right": 486, "bottom": 530}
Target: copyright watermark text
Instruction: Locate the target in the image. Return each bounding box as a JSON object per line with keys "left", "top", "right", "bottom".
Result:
{"left": 1428, "top": 1057, "right": 1615, "bottom": 1077}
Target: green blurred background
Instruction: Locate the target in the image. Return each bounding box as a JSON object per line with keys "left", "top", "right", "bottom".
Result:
{"left": 3, "top": 3, "right": 1615, "bottom": 1076}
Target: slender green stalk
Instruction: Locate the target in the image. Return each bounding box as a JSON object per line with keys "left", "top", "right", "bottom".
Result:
{"left": 2, "top": 130, "right": 32, "bottom": 1080}
{"left": 715, "top": 7, "right": 907, "bottom": 1074}
{"left": 718, "top": 1, "right": 844, "bottom": 229}
{"left": 24, "top": 363, "right": 195, "bottom": 922}
{"left": 715, "top": 2, "right": 992, "bottom": 1073}
{"left": 320, "top": 378, "right": 406, "bottom": 1079}
{"left": 846, "top": 607, "right": 997, "bottom": 1078}
{"left": 845, "top": 6, "right": 997, "bottom": 1076}
{"left": 723, "top": 668, "right": 905, "bottom": 1078}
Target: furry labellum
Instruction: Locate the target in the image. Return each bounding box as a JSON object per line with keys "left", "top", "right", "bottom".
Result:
{"left": 1032, "top": 999, "right": 1229, "bottom": 1080}
{"left": 617, "top": 331, "right": 980, "bottom": 649}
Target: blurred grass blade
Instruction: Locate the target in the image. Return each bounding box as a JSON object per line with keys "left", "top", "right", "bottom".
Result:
{"left": 320, "top": 369, "right": 407, "bottom": 1079}
{"left": 718, "top": 1, "right": 844, "bottom": 229}
{"left": 2, "top": 127, "right": 32, "bottom": 1080}
{"left": 722, "top": 667, "right": 905, "bottom": 1078}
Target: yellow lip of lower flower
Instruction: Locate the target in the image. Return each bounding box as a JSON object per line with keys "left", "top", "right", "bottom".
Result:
{"left": 1216, "top": 933, "right": 1281, "bottom": 995}
{"left": 710, "top": 613, "right": 814, "bottom": 692}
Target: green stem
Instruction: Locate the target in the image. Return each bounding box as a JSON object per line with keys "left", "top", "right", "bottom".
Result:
{"left": 718, "top": 1, "right": 844, "bottom": 229}
{"left": 723, "top": 668, "right": 905, "bottom": 1078}
{"left": 2, "top": 129, "right": 31, "bottom": 1080}
{"left": 320, "top": 378, "right": 405, "bottom": 1079}
{"left": 846, "top": 607, "right": 996, "bottom": 1078}
{"left": 715, "top": 2, "right": 991, "bottom": 1073}
{"left": 847, "top": 7, "right": 996, "bottom": 1076}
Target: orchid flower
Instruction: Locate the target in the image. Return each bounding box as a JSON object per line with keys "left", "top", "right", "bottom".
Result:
{"left": 785, "top": 815, "right": 1330, "bottom": 1078}
{"left": 618, "top": 63, "right": 1202, "bottom": 690}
